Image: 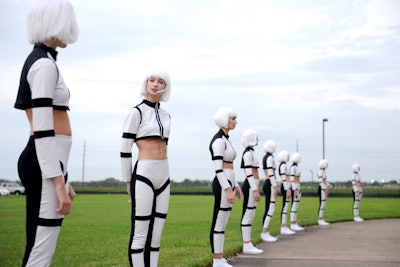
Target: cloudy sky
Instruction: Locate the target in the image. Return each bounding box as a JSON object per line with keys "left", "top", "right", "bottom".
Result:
{"left": 1, "top": 0, "right": 399, "bottom": 184}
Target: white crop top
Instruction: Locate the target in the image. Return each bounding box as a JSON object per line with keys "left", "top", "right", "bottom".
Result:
{"left": 120, "top": 100, "right": 171, "bottom": 181}
{"left": 209, "top": 129, "right": 237, "bottom": 190}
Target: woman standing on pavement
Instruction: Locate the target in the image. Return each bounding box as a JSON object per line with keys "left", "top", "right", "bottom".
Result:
{"left": 14, "top": 0, "right": 79, "bottom": 266}
{"left": 317, "top": 159, "right": 331, "bottom": 225}
{"left": 351, "top": 163, "right": 364, "bottom": 222}
{"left": 260, "top": 140, "right": 279, "bottom": 242}
{"left": 240, "top": 129, "right": 263, "bottom": 254}
{"left": 289, "top": 152, "right": 304, "bottom": 231}
{"left": 120, "top": 70, "right": 172, "bottom": 267}
{"left": 209, "top": 106, "right": 243, "bottom": 267}
{"left": 278, "top": 150, "right": 295, "bottom": 235}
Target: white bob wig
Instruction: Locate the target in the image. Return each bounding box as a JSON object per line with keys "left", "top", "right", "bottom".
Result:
{"left": 214, "top": 106, "right": 237, "bottom": 128}
{"left": 291, "top": 152, "right": 302, "bottom": 164}
{"left": 352, "top": 163, "right": 360, "bottom": 172}
{"left": 241, "top": 129, "right": 258, "bottom": 147}
{"left": 27, "top": 0, "right": 79, "bottom": 45}
{"left": 263, "top": 140, "right": 276, "bottom": 154}
{"left": 319, "top": 159, "right": 329, "bottom": 169}
{"left": 140, "top": 69, "right": 171, "bottom": 102}
{"left": 277, "top": 150, "right": 289, "bottom": 163}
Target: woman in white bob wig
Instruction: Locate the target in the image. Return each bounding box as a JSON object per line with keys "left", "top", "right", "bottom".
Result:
{"left": 14, "top": 0, "right": 79, "bottom": 266}
{"left": 239, "top": 129, "right": 263, "bottom": 254}
{"left": 317, "top": 159, "right": 332, "bottom": 225}
{"left": 278, "top": 150, "right": 296, "bottom": 235}
{"left": 121, "top": 69, "right": 172, "bottom": 267}
{"left": 351, "top": 164, "right": 364, "bottom": 222}
{"left": 289, "top": 152, "right": 304, "bottom": 231}
{"left": 260, "top": 140, "right": 279, "bottom": 242}
{"left": 209, "top": 107, "right": 243, "bottom": 267}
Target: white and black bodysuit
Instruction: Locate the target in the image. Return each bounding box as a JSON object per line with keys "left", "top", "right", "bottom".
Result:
{"left": 262, "top": 152, "right": 277, "bottom": 229}
{"left": 290, "top": 163, "right": 301, "bottom": 223}
{"left": 240, "top": 147, "right": 260, "bottom": 243}
{"left": 318, "top": 168, "right": 328, "bottom": 219}
{"left": 15, "top": 43, "right": 72, "bottom": 267}
{"left": 279, "top": 161, "right": 291, "bottom": 226}
{"left": 209, "top": 129, "right": 238, "bottom": 254}
{"left": 121, "top": 99, "right": 171, "bottom": 267}
{"left": 352, "top": 171, "right": 362, "bottom": 219}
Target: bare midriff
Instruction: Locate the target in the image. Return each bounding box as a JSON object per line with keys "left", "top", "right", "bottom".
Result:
{"left": 252, "top": 168, "right": 260, "bottom": 179}
{"left": 294, "top": 176, "right": 300, "bottom": 183}
{"left": 26, "top": 109, "right": 72, "bottom": 136}
{"left": 136, "top": 138, "right": 168, "bottom": 160}
{"left": 222, "top": 162, "right": 234, "bottom": 169}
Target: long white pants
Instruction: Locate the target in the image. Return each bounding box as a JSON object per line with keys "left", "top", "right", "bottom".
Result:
{"left": 129, "top": 160, "right": 170, "bottom": 267}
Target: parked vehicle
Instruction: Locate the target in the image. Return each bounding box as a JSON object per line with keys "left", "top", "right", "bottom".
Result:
{"left": 0, "top": 188, "right": 10, "bottom": 196}
{"left": 0, "top": 183, "right": 25, "bottom": 195}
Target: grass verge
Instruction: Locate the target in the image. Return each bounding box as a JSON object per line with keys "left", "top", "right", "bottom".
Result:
{"left": 1, "top": 195, "right": 399, "bottom": 266}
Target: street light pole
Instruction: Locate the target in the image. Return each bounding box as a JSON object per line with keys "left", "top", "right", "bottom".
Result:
{"left": 309, "top": 169, "right": 314, "bottom": 191}
{"left": 322, "top": 118, "right": 328, "bottom": 159}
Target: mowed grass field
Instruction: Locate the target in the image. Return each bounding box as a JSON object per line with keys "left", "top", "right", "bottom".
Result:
{"left": 1, "top": 194, "right": 399, "bottom": 267}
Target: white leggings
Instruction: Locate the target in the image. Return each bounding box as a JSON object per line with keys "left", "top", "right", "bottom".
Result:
{"left": 262, "top": 179, "right": 276, "bottom": 229}
{"left": 318, "top": 186, "right": 327, "bottom": 218}
{"left": 210, "top": 169, "right": 235, "bottom": 254}
{"left": 280, "top": 184, "right": 290, "bottom": 225}
{"left": 352, "top": 190, "right": 362, "bottom": 217}
{"left": 241, "top": 179, "right": 259, "bottom": 242}
{"left": 129, "top": 160, "right": 170, "bottom": 267}
{"left": 18, "top": 135, "right": 71, "bottom": 267}
{"left": 290, "top": 187, "right": 301, "bottom": 222}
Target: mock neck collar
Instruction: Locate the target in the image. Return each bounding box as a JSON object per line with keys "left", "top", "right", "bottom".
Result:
{"left": 143, "top": 99, "right": 160, "bottom": 109}
{"left": 35, "top": 43, "right": 58, "bottom": 60}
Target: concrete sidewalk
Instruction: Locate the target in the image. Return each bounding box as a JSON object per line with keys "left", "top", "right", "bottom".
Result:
{"left": 229, "top": 218, "right": 400, "bottom": 267}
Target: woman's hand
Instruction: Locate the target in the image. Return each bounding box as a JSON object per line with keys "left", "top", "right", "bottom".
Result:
{"left": 253, "top": 190, "right": 261, "bottom": 202}
{"left": 53, "top": 176, "right": 72, "bottom": 215}
{"left": 226, "top": 187, "right": 235, "bottom": 204}
{"left": 235, "top": 186, "right": 243, "bottom": 200}
{"left": 68, "top": 183, "right": 76, "bottom": 201}
{"left": 286, "top": 189, "right": 292, "bottom": 200}
{"left": 273, "top": 187, "right": 279, "bottom": 198}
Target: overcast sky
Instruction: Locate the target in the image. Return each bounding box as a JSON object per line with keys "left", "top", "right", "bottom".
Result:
{"left": 1, "top": 0, "right": 399, "bottom": 184}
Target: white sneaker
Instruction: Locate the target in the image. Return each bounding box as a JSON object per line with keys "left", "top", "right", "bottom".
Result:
{"left": 318, "top": 220, "right": 330, "bottom": 226}
{"left": 243, "top": 242, "right": 264, "bottom": 254}
{"left": 213, "top": 258, "right": 233, "bottom": 267}
{"left": 280, "top": 226, "right": 296, "bottom": 235}
{"left": 354, "top": 216, "right": 364, "bottom": 222}
{"left": 290, "top": 224, "right": 304, "bottom": 231}
{"left": 260, "top": 232, "right": 278, "bottom": 242}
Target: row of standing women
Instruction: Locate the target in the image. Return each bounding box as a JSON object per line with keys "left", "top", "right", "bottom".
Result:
{"left": 208, "top": 106, "right": 365, "bottom": 267}
{"left": 14, "top": 1, "right": 363, "bottom": 266}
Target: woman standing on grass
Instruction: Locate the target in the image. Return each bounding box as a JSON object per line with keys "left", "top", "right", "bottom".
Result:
{"left": 317, "top": 159, "right": 331, "bottom": 225}
{"left": 260, "top": 140, "right": 279, "bottom": 242}
{"left": 239, "top": 129, "right": 263, "bottom": 254}
{"left": 120, "top": 70, "right": 171, "bottom": 267}
{"left": 352, "top": 163, "right": 364, "bottom": 222}
{"left": 14, "top": 0, "right": 79, "bottom": 266}
{"left": 209, "top": 106, "right": 243, "bottom": 267}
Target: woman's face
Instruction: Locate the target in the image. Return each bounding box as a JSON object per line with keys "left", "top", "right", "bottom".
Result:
{"left": 227, "top": 116, "right": 237, "bottom": 130}
{"left": 146, "top": 76, "right": 166, "bottom": 101}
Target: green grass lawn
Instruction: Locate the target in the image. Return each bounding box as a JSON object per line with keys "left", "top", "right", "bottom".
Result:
{"left": 1, "top": 194, "right": 399, "bottom": 266}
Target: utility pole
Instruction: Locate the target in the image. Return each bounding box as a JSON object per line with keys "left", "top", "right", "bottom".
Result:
{"left": 82, "top": 141, "right": 86, "bottom": 187}
{"left": 322, "top": 118, "right": 328, "bottom": 159}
